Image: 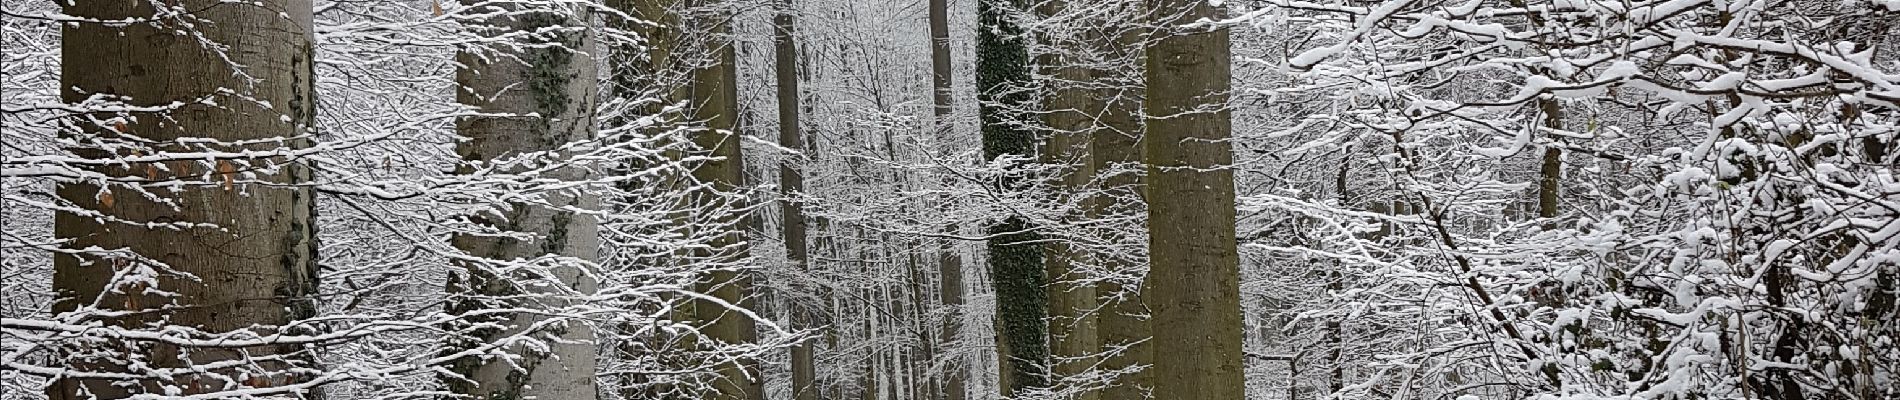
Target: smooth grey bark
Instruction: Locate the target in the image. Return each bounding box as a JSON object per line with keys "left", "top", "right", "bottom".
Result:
{"left": 1141, "top": 0, "right": 1244, "bottom": 399}
{"left": 444, "top": 3, "right": 602, "bottom": 400}
{"left": 50, "top": 0, "right": 318, "bottom": 397}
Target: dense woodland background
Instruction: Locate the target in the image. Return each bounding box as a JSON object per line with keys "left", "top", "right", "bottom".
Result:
{"left": 2, "top": 0, "right": 1897, "bottom": 399}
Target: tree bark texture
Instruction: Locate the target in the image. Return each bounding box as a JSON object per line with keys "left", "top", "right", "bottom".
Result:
{"left": 1086, "top": 6, "right": 1149, "bottom": 400}
{"left": 688, "top": 1, "right": 763, "bottom": 398}
{"left": 444, "top": 3, "right": 602, "bottom": 400}
{"left": 51, "top": 0, "right": 319, "bottom": 397}
{"left": 1142, "top": 0, "right": 1244, "bottom": 399}
{"left": 1036, "top": 1, "right": 1102, "bottom": 399}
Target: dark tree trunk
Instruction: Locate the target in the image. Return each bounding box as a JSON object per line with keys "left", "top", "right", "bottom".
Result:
{"left": 929, "top": 0, "right": 969, "bottom": 398}
{"left": 773, "top": 0, "right": 819, "bottom": 399}
{"left": 978, "top": 0, "right": 1049, "bottom": 395}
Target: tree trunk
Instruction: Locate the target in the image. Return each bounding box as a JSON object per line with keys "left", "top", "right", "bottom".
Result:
{"left": 1141, "top": 0, "right": 1243, "bottom": 399}
{"left": 1088, "top": 5, "right": 1148, "bottom": 399}
{"left": 602, "top": 0, "right": 701, "bottom": 397}
{"left": 1537, "top": 98, "right": 1562, "bottom": 229}
{"left": 773, "top": 1, "right": 819, "bottom": 399}
{"left": 928, "top": 0, "right": 969, "bottom": 398}
{"left": 978, "top": 0, "right": 1049, "bottom": 395}
{"left": 443, "top": 3, "right": 601, "bottom": 400}
{"left": 689, "top": 1, "right": 763, "bottom": 398}
{"left": 1036, "top": 1, "right": 1102, "bottom": 398}
{"left": 50, "top": 0, "right": 318, "bottom": 397}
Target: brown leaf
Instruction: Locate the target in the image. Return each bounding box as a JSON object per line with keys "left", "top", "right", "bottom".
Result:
{"left": 431, "top": 0, "right": 443, "bottom": 16}
{"left": 122, "top": 281, "right": 144, "bottom": 310}
{"left": 218, "top": 160, "right": 236, "bottom": 191}
{"left": 98, "top": 189, "right": 115, "bottom": 209}
{"left": 112, "top": 121, "right": 128, "bottom": 133}
{"left": 132, "top": 150, "right": 157, "bottom": 180}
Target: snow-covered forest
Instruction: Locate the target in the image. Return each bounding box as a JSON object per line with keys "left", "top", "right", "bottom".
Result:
{"left": 2, "top": 0, "right": 1896, "bottom": 398}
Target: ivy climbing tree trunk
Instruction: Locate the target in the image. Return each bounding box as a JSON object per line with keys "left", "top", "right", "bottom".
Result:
{"left": 50, "top": 0, "right": 319, "bottom": 397}
{"left": 1141, "top": 0, "right": 1243, "bottom": 399}
{"left": 444, "top": 2, "right": 602, "bottom": 400}
{"left": 978, "top": 0, "right": 1049, "bottom": 396}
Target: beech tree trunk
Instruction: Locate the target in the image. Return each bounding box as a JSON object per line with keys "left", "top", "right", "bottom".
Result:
{"left": 773, "top": 1, "right": 819, "bottom": 399}
{"left": 689, "top": 0, "right": 763, "bottom": 398}
{"left": 602, "top": 0, "right": 703, "bottom": 397}
{"left": 1036, "top": 1, "right": 1101, "bottom": 398}
{"left": 1537, "top": 98, "right": 1563, "bottom": 228}
{"left": 1087, "top": 5, "right": 1149, "bottom": 399}
{"left": 50, "top": 0, "right": 319, "bottom": 398}
{"left": 443, "top": 3, "right": 601, "bottom": 400}
{"left": 1141, "top": 0, "right": 1244, "bottom": 399}
{"left": 928, "top": 0, "right": 969, "bottom": 398}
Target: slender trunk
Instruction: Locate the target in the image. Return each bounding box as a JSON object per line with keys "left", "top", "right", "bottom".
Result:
{"left": 906, "top": 243, "right": 939, "bottom": 400}
{"left": 1141, "top": 0, "right": 1242, "bottom": 399}
{"left": 936, "top": 236, "right": 968, "bottom": 400}
{"left": 928, "top": 0, "right": 969, "bottom": 398}
{"left": 442, "top": 2, "right": 601, "bottom": 399}
{"left": 1537, "top": 98, "right": 1562, "bottom": 228}
{"left": 50, "top": 0, "right": 318, "bottom": 397}
{"left": 930, "top": 0, "right": 955, "bottom": 120}
{"left": 978, "top": 0, "right": 1049, "bottom": 395}
{"left": 863, "top": 311, "right": 880, "bottom": 400}
{"left": 773, "top": 1, "right": 819, "bottom": 399}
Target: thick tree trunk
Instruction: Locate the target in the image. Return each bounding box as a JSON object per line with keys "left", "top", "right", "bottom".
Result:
{"left": 772, "top": 1, "right": 819, "bottom": 399}
{"left": 444, "top": 3, "right": 601, "bottom": 400}
{"left": 1141, "top": 0, "right": 1243, "bottom": 399}
{"left": 602, "top": 0, "right": 702, "bottom": 397}
{"left": 689, "top": 1, "right": 763, "bottom": 398}
{"left": 1037, "top": 1, "right": 1101, "bottom": 398}
{"left": 1088, "top": 7, "right": 1149, "bottom": 399}
{"left": 978, "top": 0, "right": 1049, "bottom": 395}
{"left": 50, "top": 0, "right": 318, "bottom": 397}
